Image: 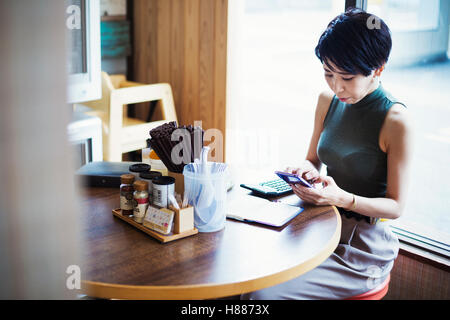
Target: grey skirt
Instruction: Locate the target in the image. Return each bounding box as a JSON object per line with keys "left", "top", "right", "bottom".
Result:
{"left": 241, "top": 214, "right": 399, "bottom": 300}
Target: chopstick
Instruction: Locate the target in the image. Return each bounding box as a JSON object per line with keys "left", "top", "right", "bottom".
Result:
{"left": 148, "top": 122, "right": 204, "bottom": 173}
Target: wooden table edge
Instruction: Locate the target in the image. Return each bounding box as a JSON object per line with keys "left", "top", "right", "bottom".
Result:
{"left": 81, "top": 206, "right": 342, "bottom": 300}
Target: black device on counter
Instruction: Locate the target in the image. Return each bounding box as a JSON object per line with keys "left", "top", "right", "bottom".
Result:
{"left": 76, "top": 161, "right": 141, "bottom": 187}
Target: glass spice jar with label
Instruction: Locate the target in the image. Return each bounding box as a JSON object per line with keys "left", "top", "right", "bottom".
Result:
{"left": 133, "top": 180, "right": 149, "bottom": 224}
{"left": 120, "top": 174, "right": 135, "bottom": 216}
{"left": 139, "top": 170, "right": 162, "bottom": 204}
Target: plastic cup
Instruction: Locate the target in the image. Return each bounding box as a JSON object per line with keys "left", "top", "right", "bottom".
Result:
{"left": 183, "top": 163, "right": 228, "bottom": 232}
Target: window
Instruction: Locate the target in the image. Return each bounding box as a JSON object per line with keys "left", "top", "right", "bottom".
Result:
{"left": 65, "top": 0, "right": 101, "bottom": 103}
{"left": 366, "top": 0, "right": 450, "bottom": 256}
{"left": 368, "top": 0, "right": 440, "bottom": 32}
{"left": 227, "top": 0, "right": 342, "bottom": 173}
{"left": 227, "top": 0, "right": 450, "bottom": 256}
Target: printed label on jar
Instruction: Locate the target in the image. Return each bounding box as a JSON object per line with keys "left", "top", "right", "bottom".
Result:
{"left": 133, "top": 198, "right": 149, "bottom": 223}
{"left": 154, "top": 188, "right": 163, "bottom": 207}
{"left": 120, "top": 192, "right": 134, "bottom": 210}
{"left": 153, "top": 183, "right": 174, "bottom": 208}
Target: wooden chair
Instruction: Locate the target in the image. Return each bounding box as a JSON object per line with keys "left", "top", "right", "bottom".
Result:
{"left": 77, "top": 71, "right": 178, "bottom": 161}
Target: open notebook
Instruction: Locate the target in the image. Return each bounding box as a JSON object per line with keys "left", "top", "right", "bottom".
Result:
{"left": 227, "top": 194, "right": 304, "bottom": 227}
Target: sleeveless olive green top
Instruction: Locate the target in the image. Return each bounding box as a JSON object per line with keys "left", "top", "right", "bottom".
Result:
{"left": 317, "top": 83, "right": 406, "bottom": 205}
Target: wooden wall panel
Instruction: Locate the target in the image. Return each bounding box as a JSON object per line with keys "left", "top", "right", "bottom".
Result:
{"left": 213, "top": 0, "right": 227, "bottom": 140}
{"left": 170, "top": 0, "right": 185, "bottom": 107}
{"left": 182, "top": 0, "right": 200, "bottom": 131}
{"left": 132, "top": 0, "right": 228, "bottom": 160}
{"left": 384, "top": 250, "right": 450, "bottom": 300}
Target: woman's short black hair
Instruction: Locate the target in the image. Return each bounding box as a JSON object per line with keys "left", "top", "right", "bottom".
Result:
{"left": 315, "top": 8, "right": 392, "bottom": 76}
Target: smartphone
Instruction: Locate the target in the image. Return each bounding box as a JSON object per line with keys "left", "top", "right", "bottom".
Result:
{"left": 275, "top": 171, "right": 313, "bottom": 188}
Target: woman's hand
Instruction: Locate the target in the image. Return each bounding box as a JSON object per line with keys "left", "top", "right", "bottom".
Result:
{"left": 285, "top": 160, "right": 320, "bottom": 184}
{"left": 291, "top": 175, "right": 352, "bottom": 208}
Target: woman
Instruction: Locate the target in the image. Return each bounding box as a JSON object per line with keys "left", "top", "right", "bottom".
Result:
{"left": 243, "top": 8, "right": 412, "bottom": 299}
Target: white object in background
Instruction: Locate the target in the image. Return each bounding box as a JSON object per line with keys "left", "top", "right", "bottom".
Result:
{"left": 150, "top": 158, "right": 168, "bottom": 176}
{"left": 1, "top": 0, "right": 82, "bottom": 298}
{"left": 100, "top": 0, "right": 126, "bottom": 16}
{"left": 67, "top": 110, "right": 103, "bottom": 165}
{"left": 78, "top": 72, "right": 178, "bottom": 162}
{"left": 148, "top": 149, "right": 168, "bottom": 176}
{"left": 67, "top": 0, "right": 101, "bottom": 104}
{"left": 142, "top": 147, "right": 168, "bottom": 175}
{"left": 142, "top": 147, "right": 151, "bottom": 165}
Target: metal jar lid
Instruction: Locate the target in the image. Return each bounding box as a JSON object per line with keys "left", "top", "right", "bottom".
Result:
{"left": 129, "top": 163, "right": 151, "bottom": 173}
{"left": 139, "top": 171, "right": 162, "bottom": 180}
{"left": 152, "top": 176, "right": 175, "bottom": 186}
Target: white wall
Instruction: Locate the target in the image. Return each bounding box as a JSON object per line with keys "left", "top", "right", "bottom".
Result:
{"left": 0, "top": 0, "right": 81, "bottom": 299}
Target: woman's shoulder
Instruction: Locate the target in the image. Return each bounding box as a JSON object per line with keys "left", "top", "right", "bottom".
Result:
{"left": 382, "top": 85, "right": 409, "bottom": 127}
{"left": 384, "top": 103, "right": 411, "bottom": 133}
{"left": 318, "top": 90, "right": 334, "bottom": 107}
{"left": 380, "top": 103, "right": 412, "bottom": 152}
{"left": 315, "top": 90, "right": 335, "bottom": 121}
{"left": 380, "top": 84, "right": 407, "bottom": 111}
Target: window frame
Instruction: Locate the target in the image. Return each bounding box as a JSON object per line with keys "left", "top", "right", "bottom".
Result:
{"left": 349, "top": 0, "right": 450, "bottom": 260}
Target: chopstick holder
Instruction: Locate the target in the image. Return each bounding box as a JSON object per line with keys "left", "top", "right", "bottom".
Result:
{"left": 169, "top": 204, "right": 194, "bottom": 234}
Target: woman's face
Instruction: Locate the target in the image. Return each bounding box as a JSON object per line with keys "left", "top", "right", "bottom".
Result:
{"left": 323, "top": 60, "right": 379, "bottom": 104}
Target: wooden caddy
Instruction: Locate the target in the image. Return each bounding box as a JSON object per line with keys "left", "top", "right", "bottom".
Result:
{"left": 112, "top": 205, "right": 197, "bottom": 243}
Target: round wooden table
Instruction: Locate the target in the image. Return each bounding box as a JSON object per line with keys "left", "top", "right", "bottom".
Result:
{"left": 80, "top": 187, "right": 341, "bottom": 300}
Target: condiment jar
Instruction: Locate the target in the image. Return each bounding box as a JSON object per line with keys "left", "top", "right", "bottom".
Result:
{"left": 129, "top": 163, "right": 151, "bottom": 180}
{"left": 133, "top": 180, "right": 149, "bottom": 224}
{"left": 139, "top": 171, "right": 162, "bottom": 203}
{"left": 152, "top": 176, "right": 175, "bottom": 208}
{"left": 120, "top": 174, "right": 135, "bottom": 216}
